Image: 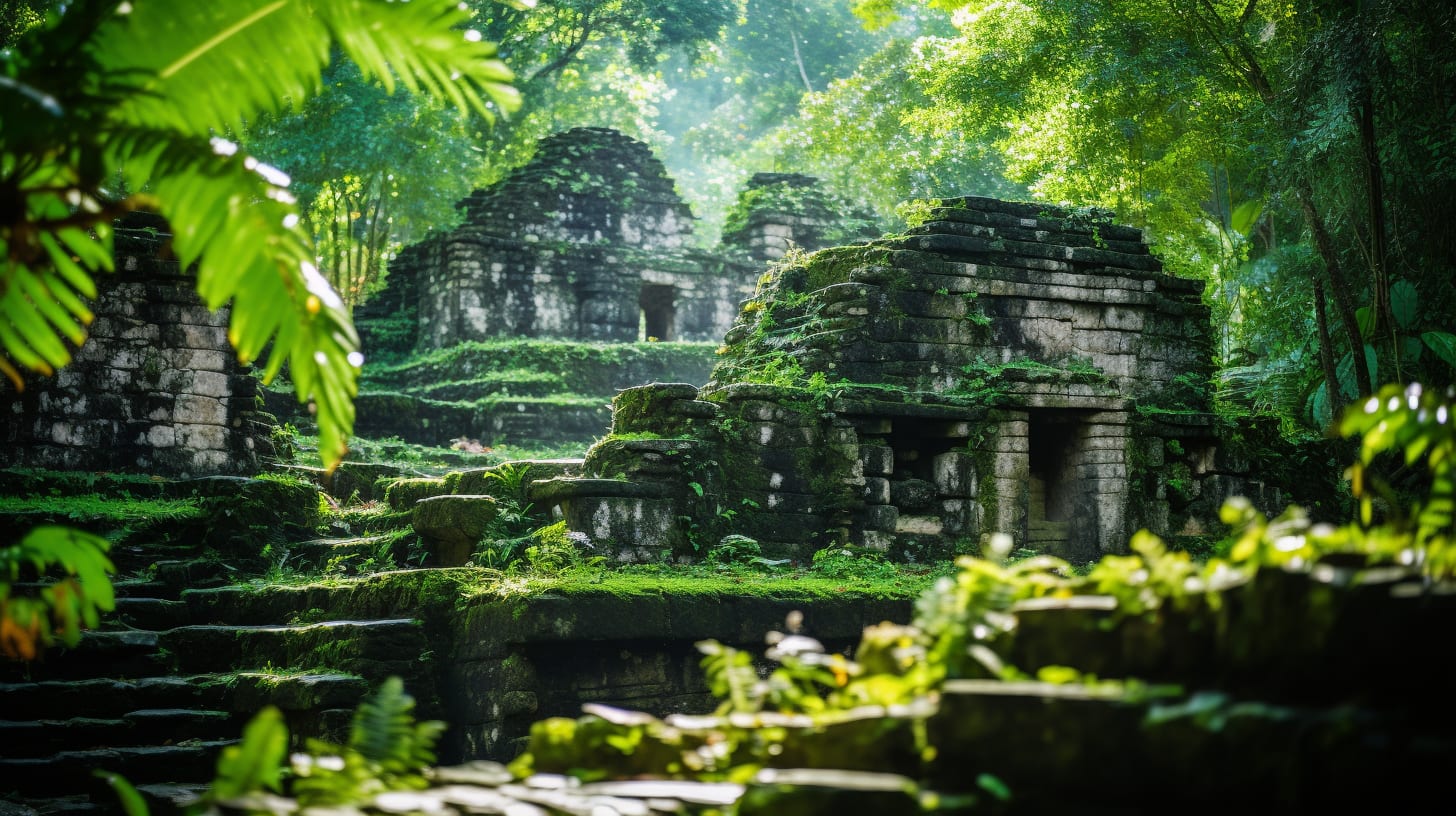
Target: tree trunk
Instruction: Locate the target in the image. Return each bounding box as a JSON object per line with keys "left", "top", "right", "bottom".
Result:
{"left": 1296, "top": 180, "right": 1373, "bottom": 397}
{"left": 1358, "top": 78, "right": 1396, "bottom": 378}
{"left": 1314, "top": 279, "right": 1341, "bottom": 428}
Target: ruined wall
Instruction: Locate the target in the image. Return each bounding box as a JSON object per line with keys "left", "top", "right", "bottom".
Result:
{"left": 1, "top": 217, "right": 273, "bottom": 476}
{"left": 529, "top": 197, "right": 1275, "bottom": 563}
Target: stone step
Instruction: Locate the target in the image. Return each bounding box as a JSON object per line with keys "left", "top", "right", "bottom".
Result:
{"left": 109, "top": 597, "right": 190, "bottom": 631}
{"left": 183, "top": 568, "right": 463, "bottom": 625}
{"left": 925, "top": 680, "right": 1453, "bottom": 810}
{"left": 0, "top": 740, "right": 236, "bottom": 797}
{"left": 111, "top": 578, "right": 183, "bottom": 601}
{"left": 1027, "top": 519, "right": 1070, "bottom": 547}
{"left": 0, "top": 709, "right": 236, "bottom": 758}
{"left": 0, "top": 630, "right": 165, "bottom": 683}
{"left": 288, "top": 535, "right": 397, "bottom": 571}
{"left": 0, "top": 672, "right": 367, "bottom": 722}
{"left": 159, "top": 619, "right": 428, "bottom": 677}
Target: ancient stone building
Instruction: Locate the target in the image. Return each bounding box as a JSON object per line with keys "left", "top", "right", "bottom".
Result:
{"left": 529, "top": 197, "right": 1279, "bottom": 562}
{"left": 0, "top": 215, "right": 274, "bottom": 476}
{"left": 358, "top": 129, "right": 868, "bottom": 356}
{"left": 720, "top": 172, "right": 880, "bottom": 263}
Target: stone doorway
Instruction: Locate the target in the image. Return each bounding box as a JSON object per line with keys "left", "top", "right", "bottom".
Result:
{"left": 639, "top": 284, "right": 675, "bottom": 341}
{"left": 1027, "top": 412, "right": 1079, "bottom": 558}
{"left": 1023, "top": 409, "right": 1126, "bottom": 562}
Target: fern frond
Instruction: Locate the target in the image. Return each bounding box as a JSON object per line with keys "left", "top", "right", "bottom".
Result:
{"left": 96, "top": 0, "right": 517, "bottom": 137}
{"left": 348, "top": 676, "right": 418, "bottom": 765}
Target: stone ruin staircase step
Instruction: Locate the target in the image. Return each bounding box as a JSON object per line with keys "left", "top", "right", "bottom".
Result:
{"left": 1, "top": 630, "right": 164, "bottom": 683}
{"left": 110, "top": 597, "right": 190, "bottom": 631}
{"left": 0, "top": 549, "right": 394, "bottom": 813}
{"left": 0, "top": 740, "right": 237, "bottom": 799}
{"left": 159, "top": 619, "right": 429, "bottom": 678}
{"left": 0, "top": 672, "right": 369, "bottom": 723}
{"left": 0, "top": 708, "right": 236, "bottom": 758}
{"left": 1026, "top": 476, "right": 1070, "bottom": 551}
{"left": 287, "top": 534, "right": 398, "bottom": 572}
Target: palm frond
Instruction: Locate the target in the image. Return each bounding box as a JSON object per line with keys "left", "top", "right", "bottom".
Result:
{"left": 96, "top": 0, "right": 518, "bottom": 137}
{"left": 111, "top": 126, "right": 361, "bottom": 470}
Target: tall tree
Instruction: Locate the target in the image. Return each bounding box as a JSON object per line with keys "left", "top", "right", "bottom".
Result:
{"left": 840, "top": 0, "right": 1456, "bottom": 426}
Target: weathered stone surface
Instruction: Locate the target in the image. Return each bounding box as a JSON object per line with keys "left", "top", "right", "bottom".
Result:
{"left": 1, "top": 216, "right": 272, "bottom": 476}
{"left": 412, "top": 495, "right": 500, "bottom": 566}
{"left": 526, "top": 196, "right": 1246, "bottom": 562}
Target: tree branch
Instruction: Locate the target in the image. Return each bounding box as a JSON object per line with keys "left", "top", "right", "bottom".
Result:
{"left": 526, "top": 11, "right": 597, "bottom": 86}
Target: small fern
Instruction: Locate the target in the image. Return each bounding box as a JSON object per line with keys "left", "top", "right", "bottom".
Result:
{"left": 348, "top": 676, "right": 445, "bottom": 772}
{"left": 290, "top": 676, "right": 445, "bottom": 805}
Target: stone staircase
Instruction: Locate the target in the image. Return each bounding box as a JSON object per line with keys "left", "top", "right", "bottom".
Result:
{"left": 0, "top": 537, "right": 429, "bottom": 815}
{"left": 1025, "top": 476, "right": 1070, "bottom": 555}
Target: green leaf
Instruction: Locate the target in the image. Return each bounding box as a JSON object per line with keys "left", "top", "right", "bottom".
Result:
{"left": 93, "top": 772, "right": 150, "bottom": 816}
{"left": 1336, "top": 345, "right": 1379, "bottom": 398}
{"left": 1424, "top": 331, "right": 1456, "bottom": 370}
{"left": 1355, "top": 306, "right": 1374, "bottom": 339}
{"left": 1230, "top": 198, "right": 1264, "bottom": 238}
{"left": 1309, "top": 383, "right": 1333, "bottom": 428}
{"left": 1391, "top": 280, "right": 1418, "bottom": 330}
{"left": 1402, "top": 335, "right": 1424, "bottom": 364}
{"left": 977, "top": 773, "right": 1013, "bottom": 802}
{"left": 211, "top": 706, "right": 289, "bottom": 798}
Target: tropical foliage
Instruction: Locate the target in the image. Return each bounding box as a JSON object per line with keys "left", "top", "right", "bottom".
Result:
{"left": 0, "top": 0, "right": 518, "bottom": 662}
{"left": 0, "top": 525, "right": 114, "bottom": 660}
{"left": 0, "top": 0, "right": 518, "bottom": 471}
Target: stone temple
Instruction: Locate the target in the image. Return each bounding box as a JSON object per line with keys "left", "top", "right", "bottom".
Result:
{"left": 530, "top": 196, "right": 1280, "bottom": 562}
{"left": 361, "top": 127, "right": 875, "bottom": 353}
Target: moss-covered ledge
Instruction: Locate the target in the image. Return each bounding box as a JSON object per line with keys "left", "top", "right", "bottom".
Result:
{"left": 443, "top": 580, "right": 917, "bottom": 761}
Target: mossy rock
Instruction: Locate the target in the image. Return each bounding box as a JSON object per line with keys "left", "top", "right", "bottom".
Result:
{"left": 385, "top": 477, "right": 449, "bottom": 511}
{"left": 412, "top": 494, "right": 499, "bottom": 566}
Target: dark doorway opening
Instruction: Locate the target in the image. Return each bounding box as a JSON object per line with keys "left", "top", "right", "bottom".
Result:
{"left": 1028, "top": 411, "right": 1081, "bottom": 556}
{"left": 639, "top": 284, "right": 675, "bottom": 341}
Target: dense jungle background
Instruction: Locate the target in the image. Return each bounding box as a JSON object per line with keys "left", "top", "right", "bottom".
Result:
{"left": 2, "top": 0, "right": 1455, "bottom": 814}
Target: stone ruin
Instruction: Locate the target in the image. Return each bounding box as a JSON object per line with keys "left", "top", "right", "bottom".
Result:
{"left": 529, "top": 196, "right": 1282, "bottom": 562}
{"left": 358, "top": 128, "right": 874, "bottom": 355}
{"left": 1, "top": 213, "right": 274, "bottom": 477}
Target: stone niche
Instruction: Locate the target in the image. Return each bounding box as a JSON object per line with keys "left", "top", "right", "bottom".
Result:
{"left": 357, "top": 129, "right": 871, "bottom": 355}
{"left": 529, "top": 197, "right": 1281, "bottom": 562}
{"left": 0, "top": 214, "right": 273, "bottom": 477}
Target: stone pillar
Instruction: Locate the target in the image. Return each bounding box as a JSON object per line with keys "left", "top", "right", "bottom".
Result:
{"left": 1077, "top": 411, "right": 1133, "bottom": 555}
{"left": 978, "top": 411, "right": 1030, "bottom": 549}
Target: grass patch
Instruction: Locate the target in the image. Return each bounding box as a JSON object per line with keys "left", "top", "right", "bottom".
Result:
{"left": 457, "top": 561, "right": 951, "bottom": 604}
{"left": 0, "top": 494, "right": 204, "bottom": 524}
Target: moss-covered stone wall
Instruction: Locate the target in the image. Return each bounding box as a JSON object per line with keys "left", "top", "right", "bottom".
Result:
{"left": 528, "top": 197, "right": 1275, "bottom": 562}
{"left": 0, "top": 215, "right": 274, "bottom": 476}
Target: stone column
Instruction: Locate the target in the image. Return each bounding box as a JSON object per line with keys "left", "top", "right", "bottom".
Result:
{"left": 1076, "top": 411, "right": 1133, "bottom": 555}
{"left": 977, "top": 411, "right": 1030, "bottom": 549}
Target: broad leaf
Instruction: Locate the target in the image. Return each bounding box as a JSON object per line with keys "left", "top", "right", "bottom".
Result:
{"left": 1424, "top": 331, "right": 1456, "bottom": 371}
{"left": 1335, "top": 344, "right": 1379, "bottom": 399}
{"left": 1355, "top": 306, "right": 1374, "bottom": 339}
{"left": 1230, "top": 198, "right": 1264, "bottom": 238}
{"left": 212, "top": 706, "right": 290, "bottom": 798}
{"left": 1391, "top": 279, "right": 1419, "bottom": 330}
{"left": 95, "top": 0, "right": 518, "bottom": 137}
